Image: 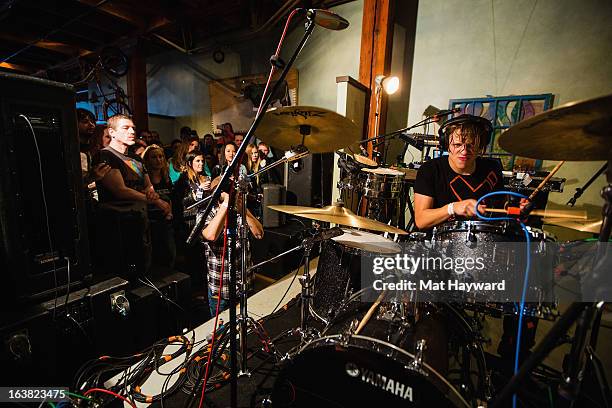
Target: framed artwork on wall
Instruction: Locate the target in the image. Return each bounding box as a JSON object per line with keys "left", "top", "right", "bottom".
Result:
{"left": 449, "top": 93, "right": 554, "bottom": 171}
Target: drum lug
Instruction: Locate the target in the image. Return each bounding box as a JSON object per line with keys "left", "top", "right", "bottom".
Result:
{"left": 409, "top": 339, "right": 427, "bottom": 371}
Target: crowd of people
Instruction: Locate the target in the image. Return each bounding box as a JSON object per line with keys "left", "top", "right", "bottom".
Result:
{"left": 77, "top": 108, "right": 279, "bottom": 318}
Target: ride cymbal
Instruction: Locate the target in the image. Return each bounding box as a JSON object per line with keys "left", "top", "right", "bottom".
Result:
{"left": 257, "top": 106, "right": 361, "bottom": 153}
{"left": 499, "top": 94, "right": 612, "bottom": 161}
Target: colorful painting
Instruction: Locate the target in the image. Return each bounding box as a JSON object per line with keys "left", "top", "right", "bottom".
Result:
{"left": 449, "top": 94, "right": 553, "bottom": 171}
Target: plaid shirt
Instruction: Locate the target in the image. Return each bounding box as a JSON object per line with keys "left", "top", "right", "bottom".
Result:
{"left": 203, "top": 205, "right": 253, "bottom": 299}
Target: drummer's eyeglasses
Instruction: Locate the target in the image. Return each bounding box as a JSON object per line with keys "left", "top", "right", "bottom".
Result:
{"left": 450, "top": 142, "right": 476, "bottom": 153}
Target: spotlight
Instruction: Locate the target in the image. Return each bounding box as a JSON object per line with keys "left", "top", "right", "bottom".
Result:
{"left": 375, "top": 75, "right": 400, "bottom": 95}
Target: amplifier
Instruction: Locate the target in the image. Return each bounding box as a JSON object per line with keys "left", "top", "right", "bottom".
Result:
{"left": 1, "top": 276, "right": 129, "bottom": 386}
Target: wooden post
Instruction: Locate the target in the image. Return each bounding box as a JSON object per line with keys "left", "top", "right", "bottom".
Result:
{"left": 359, "top": 0, "right": 395, "bottom": 159}
{"left": 127, "top": 41, "right": 148, "bottom": 132}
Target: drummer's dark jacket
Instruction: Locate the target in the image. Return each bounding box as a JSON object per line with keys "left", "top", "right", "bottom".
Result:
{"left": 414, "top": 155, "right": 504, "bottom": 211}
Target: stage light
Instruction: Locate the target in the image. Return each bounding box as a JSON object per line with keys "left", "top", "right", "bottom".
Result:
{"left": 375, "top": 75, "right": 400, "bottom": 95}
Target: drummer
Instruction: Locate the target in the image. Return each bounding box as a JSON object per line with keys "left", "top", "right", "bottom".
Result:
{"left": 412, "top": 114, "right": 536, "bottom": 369}
{"left": 413, "top": 114, "right": 503, "bottom": 230}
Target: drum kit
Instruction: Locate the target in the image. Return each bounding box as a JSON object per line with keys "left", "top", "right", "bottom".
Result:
{"left": 221, "top": 94, "right": 611, "bottom": 406}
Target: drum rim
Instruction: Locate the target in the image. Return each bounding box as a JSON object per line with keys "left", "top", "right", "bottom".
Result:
{"left": 298, "top": 333, "right": 471, "bottom": 408}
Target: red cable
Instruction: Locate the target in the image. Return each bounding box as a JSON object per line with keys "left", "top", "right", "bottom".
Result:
{"left": 198, "top": 211, "right": 230, "bottom": 408}
{"left": 83, "top": 388, "right": 136, "bottom": 408}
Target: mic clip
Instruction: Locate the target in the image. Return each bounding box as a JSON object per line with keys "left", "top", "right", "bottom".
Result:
{"left": 270, "top": 55, "right": 286, "bottom": 69}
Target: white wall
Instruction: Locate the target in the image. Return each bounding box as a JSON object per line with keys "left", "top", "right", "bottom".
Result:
{"left": 283, "top": 0, "right": 364, "bottom": 109}
{"left": 408, "top": 0, "right": 612, "bottom": 221}
{"left": 146, "top": 49, "right": 242, "bottom": 138}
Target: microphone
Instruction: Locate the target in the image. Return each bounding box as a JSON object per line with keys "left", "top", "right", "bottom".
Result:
{"left": 307, "top": 9, "right": 350, "bottom": 30}
{"left": 432, "top": 107, "right": 461, "bottom": 118}
{"left": 311, "top": 227, "right": 344, "bottom": 243}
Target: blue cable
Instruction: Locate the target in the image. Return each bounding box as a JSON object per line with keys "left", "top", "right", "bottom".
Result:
{"left": 474, "top": 190, "right": 531, "bottom": 408}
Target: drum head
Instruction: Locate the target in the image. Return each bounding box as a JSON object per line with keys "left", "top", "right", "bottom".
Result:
{"left": 332, "top": 229, "right": 401, "bottom": 254}
{"left": 272, "top": 336, "right": 469, "bottom": 408}
{"left": 361, "top": 167, "right": 405, "bottom": 176}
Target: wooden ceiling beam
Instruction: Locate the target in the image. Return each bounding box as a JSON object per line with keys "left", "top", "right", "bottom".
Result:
{"left": 0, "top": 62, "right": 36, "bottom": 74}
{"left": 77, "top": 0, "right": 147, "bottom": 29}
{"left": 0, "top": 33, "right": 93, "bottom": 57}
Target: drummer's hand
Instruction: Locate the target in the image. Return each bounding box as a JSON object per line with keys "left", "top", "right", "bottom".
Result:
{"left": 454, "top": 199, "right": 486, "bottom": 217}
{"left": 519, "top": 198, "right": 530, "bottom": 210}
{"left": 219, "top": 192, "right": 230, "bottom": 206}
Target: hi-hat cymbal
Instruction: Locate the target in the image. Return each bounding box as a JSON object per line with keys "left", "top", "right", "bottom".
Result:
{"left": 267, "top": 202, "right": 408, "bottom": 235}
{"left": 544, "top": 218, "right": 602, "bottom": 234}
{"left": 257, "top": 106, "right": 361, "bottom": 153}
{"left": 498, "top": 93, "right": 612, "bottom": 161}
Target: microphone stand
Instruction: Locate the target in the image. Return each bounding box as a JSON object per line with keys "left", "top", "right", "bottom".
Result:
{"left": 184, "top": 13, "right": 316, "bottom": 407}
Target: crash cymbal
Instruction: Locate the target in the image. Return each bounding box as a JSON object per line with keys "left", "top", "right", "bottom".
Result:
{"left": 257, "top": 106, "right": 361, "bottom": 153}
{"left": 498, "top": 93, "right": 612, "bottom": 161}
{"left": 544, "top": 218, "right": 603, "bottom": 234}
{"left": 267, "top": 202, "right": 408, "bottom": 235}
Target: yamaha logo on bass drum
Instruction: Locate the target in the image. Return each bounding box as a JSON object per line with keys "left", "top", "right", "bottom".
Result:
{"left": 345, "top": 363, "right": 414, "bottom": 402}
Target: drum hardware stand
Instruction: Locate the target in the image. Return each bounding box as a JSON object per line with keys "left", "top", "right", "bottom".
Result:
{"left": 272, "top": 226, "right": 344, "bottom": 351}
{"left": 183, "top": 12, "right": 319, "bottom": 406}
{"left": 492, "top": 159, "right": 612, "bottom": 407}
{"left": 567, "top": 163, "right": 607, "bottom": 206}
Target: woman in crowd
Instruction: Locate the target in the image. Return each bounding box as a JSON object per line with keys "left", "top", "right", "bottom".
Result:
{"left": 143, "top": 144, "right": 176, "bottom": 267}
{"left": 169, "top": 135, "right": 201, "bottom": 184}
{"left": 211, "top": 142, "right": 247, "bottom": 180}
{"left": 172, "top": 150, "right": 212, "bottom": 297}
{"left": 245, "top": 143, "right": 263, "bottom": 218}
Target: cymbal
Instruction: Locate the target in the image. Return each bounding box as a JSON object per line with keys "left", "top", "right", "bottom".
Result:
{"left": 498, "top": 93, "right": 612, "bottom": 161}
{"left": 543, "top": 218, "right": 602, "bottom": 234}
{"left": 257, "top": 106, "right": 361, "bottom": 153}
{"left": 267, "top": 202, "right": 408, "bottom": 235}
{"left": 353, "top": 154, "right": 378, "bottom": 167}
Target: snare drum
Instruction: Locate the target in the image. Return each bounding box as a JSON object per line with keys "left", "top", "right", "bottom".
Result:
{"left": 360, "top": 167, "right": 405, "bottom": 199}
{"left": 431, "top": 220, "right": 556, "bottom": 316}
{"left": 312, "top": 229, "right": 401, "bottom": 323}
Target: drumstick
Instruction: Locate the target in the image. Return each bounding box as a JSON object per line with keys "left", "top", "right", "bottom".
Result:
{"left": 528, "top": 160, "right": 565, "bottom": 200}
{"left": 488, "top": 208, "right": 587, "bottom": 220}
{"left": 355, "top": 290, "right": 386, "bottom": 335}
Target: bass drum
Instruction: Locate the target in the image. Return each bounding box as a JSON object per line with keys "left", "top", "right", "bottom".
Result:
{"left": 272, "top": 289, "right": 489, "bottom": 407}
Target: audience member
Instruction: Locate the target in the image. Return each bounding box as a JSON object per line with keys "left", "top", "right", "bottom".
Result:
{"left": 202, "top": 189, "right": 263, "bottom": 315}
{"left": 95, "top": 114, "right": 171, "bottom": 218}
{"left": 150, "top": 130, "right": 162, "bottom": 145}
{"left": 169, "top": 135, "right": 200, "bottom": 184}
{"left": 234, "top": 133, "right": 244, "bottom": 147}
{"left": 245, "top": 143, "right": 263, "bottom": 218}
{"left": 202, "top": 134, "right": 215, "bottom": 156}
{"left": 211, "top": 142, "right": 247, "bottom": 179}
{"left": 180, "top": 126, "right": 192, "bottom": 141}
{"left": 143, "top": 144, "right": 176, "bottom": 267}
{"left": 220, "top": 122, "right": 235, "bottom": 144}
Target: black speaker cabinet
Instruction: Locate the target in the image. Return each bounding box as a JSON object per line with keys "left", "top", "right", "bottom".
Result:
{"left": 286, "top": 152, "right": 334, "bottom": 207}
{"left": 0, "top": 73, "right": 90, "bottom": 304}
